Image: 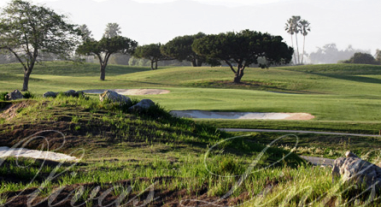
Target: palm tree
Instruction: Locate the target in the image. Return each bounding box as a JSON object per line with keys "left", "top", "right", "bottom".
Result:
{"left": 285, "top": 18, "right": 296, "bottom": 64}
{"left": 299, "top": 19, "right": 311, "bottom": 64}
{"left": 291, "top": 16, "right": 301, "bottom": 64}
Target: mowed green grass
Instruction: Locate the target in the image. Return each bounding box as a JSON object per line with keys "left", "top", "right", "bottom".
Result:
{"left": 2, "top": 61, "right": 381, "bottom": 132}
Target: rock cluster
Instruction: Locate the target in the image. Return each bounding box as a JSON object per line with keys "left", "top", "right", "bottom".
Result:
{"left": 99, "top": 91, "right": 155, "bottom": 112}
{"left": 99, "top": 90, "right": 132, "bottom": 106}
{"left": 43, "top": 90, "right": 84, "bottom": 98}
{"left": 5, "top": 90, "right": 23, "bottom": 100}
{"left": 332, "top": 151, "right": 381, "bottom": 189}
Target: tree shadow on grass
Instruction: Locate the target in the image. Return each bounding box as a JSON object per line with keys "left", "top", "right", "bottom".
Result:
{"left": 311, "top": 72, "right": 381, "bottom": 85}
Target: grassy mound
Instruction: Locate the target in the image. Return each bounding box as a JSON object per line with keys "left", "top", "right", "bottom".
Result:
{"left": 0, "top": 96, "right": 309, "bottom": 206}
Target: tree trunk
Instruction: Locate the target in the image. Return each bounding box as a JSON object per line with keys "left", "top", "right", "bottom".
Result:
{"left": 22, "top": 70, "right": 31, "bottom": 91}
{"left": 233, "top": 67, "right": 244, "bottom": 83}
{"left": 100, "top": 65, "right": 106, "bottom": 81}
{"left": 302, "top": 35, "right": 306, "bottom": 64}
{"left": 295, "top": 34, "right": 300, "bottom": 64}
{"left": 150, "top": 60, "right": 154, "bottom": 70}
{"left": 291, "top": 34, "right": 296, "bottom": 65}
{"left": 197, "top": 59, "right": 203, "bottom": 67}
{"left": 155, "top": 61, "right": 158, "bottom": 69}
{"left": 191, "top": 60, "right": 196, "bottom": 67}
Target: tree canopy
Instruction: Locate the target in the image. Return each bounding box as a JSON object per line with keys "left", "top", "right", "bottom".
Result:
{"left": 161, "top": 32, "right": 206, "bottom": 67}
{"left": 133, "top": 43, "right": 172, "bottom": 70}
{"left": 192, "top": 30, "right": 293, "bottom": 83}
{"left": 343, "top": 52, "right": 379, "bottom": 65}
{"left": 76, "top": 35, "right": 138, "bottom": 80}
{"left": 0, "top": 0, "right": 81, "bottom": 91}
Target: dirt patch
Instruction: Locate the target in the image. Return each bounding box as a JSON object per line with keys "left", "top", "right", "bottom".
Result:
{"left": 82, "top": 89, "right": 170, "bottom": 95}
{"left": 170, "top": 110, "right": 315, "bottom": 120}
{"left": 0, "top": 101, "right": 32, "bottom": 121}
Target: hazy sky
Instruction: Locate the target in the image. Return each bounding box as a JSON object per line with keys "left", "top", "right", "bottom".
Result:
{"left": 0, "top": 0, "right": 379, "bottom": 57}
{"left": 0, "top": 0, "right": 281, "bottom": 6}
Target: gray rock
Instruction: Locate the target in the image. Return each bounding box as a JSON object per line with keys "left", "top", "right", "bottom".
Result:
{"left": 332, "top": 151, "right": 381, "bottom": 190}
{"left": 128, "top": 99, "right": 155, "bottom": 112}
{"left": 6, "top": 90, "right": 24, "bottom": 100}
{"left": 43, "top": 91, "right": 57, "bottom": 98}
{"left": 64, "top": 90, "right": 76, "bottom": 96}
{"left": 99, "top": 90, "right": 131, "bottom": 105}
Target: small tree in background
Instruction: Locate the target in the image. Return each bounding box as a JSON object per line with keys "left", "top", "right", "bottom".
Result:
{"left": 192, "top": 30, "right": 293, "bottom": 83}
{"left": 375, "top": 49, "right": 381, "bottom": 64}
{"left": 78, "top": 24, "right": 94, "bottom": 41}
{"left": 76, "top": 36, "right": 138, "bottom": 80}
{"left": 0, "top": 0, "right": 81, "bottom": 91}
{"left": 343, "top": 52, "right": 379, "bottom": 65}
{"left": 103, "top": 23, "right": 121, "bottom": 38}
{"left": 133, "top": 43, "right": 173, "bottom": 70}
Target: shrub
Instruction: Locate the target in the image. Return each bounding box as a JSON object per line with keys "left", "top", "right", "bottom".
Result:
{"left": 0, "top": 92, "right": 7, "bottom": 101}
{"left": 23, "top": 91, "right": 35, "bottom": 99}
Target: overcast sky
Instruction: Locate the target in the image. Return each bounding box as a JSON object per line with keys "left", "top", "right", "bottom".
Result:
{"left": 0, "top": 0, "right": 379, "bottom": 56}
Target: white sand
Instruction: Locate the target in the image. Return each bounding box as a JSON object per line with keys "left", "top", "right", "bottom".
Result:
{"left": 82, "top": 89, "right": 170, "bottom": 95}
{"left": 0, "top": 146, "right": 78, "bottom": 161}
{"left": 170, "top": 110, "right": 315, "bottom": 120}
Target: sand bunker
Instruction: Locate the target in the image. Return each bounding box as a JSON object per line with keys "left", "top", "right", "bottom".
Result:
{"left": 82, "top": 89, "right": 170, "bottom": 95}
{"left": 170, "top": 110, "right": 314, "bottom": 120}
{"left": 0, "top": 146, "right": 78, "bottom": 161}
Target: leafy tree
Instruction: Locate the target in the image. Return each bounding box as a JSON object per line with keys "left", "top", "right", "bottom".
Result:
{"left": 343, "top": 52, "right": 379, "bottom": 65}
{"left": 0, "top": 0, "right": 81, "bottom": 91}
{"left": 161, "top": 32, "right": 206, "bottom": 67}
{"left": 299, "top": 19, "right": 311, "bottom": 64}
{"left": 76, "top": 36, "right": 138, "bottom": 80}
{"left": 104, "top": 23, "right": 121, "bottom": 38}
{"left": 192, "top": 30, "right": 293, "bottom": 83}
{"left": 133, "top": 43, "right": 173, "bottom": 70}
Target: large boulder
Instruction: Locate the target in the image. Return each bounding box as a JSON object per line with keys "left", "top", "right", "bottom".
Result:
{"left": 332, "top": 151, "right": 381, "bottom": 189}
{"left": 99, "top": 90, "right": 131, "bottom": 105}
{"left": 128, "top": 99, "right": 155, "bottom": 112}
{"left": 43, "top": 91, "right": 57, "bottom": 98}
{"left": 5, "top": 90, "right": 24, "bottom": 100}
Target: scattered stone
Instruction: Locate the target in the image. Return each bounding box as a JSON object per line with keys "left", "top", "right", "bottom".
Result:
{"left": 99, "top": 90, "right": 131, "bottom": 105}
{"left": 128, "top": 99, "right": 155, "bottom": 112}
{"left": 5, "top": 90, "right": 23, "bottom": 100}
{"left": 332, "top": 151, "right": 381, "bottom": 190}
{"left": 64, "top": 90, "right": 84, "bottom": 97}
{"left": 43, "top": 90, "right": 85, "bottom": 98}
{"left": 43, "top": 91, "right": 58, "bottom": 98}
